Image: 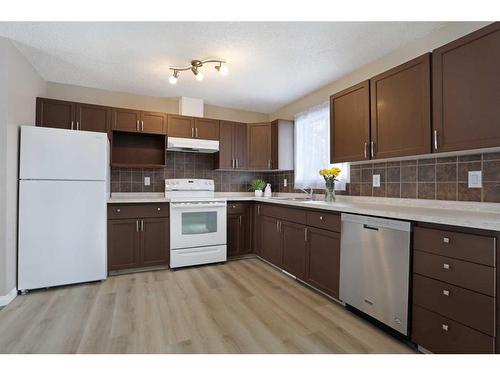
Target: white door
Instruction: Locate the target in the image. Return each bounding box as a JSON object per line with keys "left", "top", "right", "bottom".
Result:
{"left": 18, "top": 180, "right": 107, "bottom": 291}
{"left": 169, "top": 202, "right": 226, "bottom": 249}
{"left": 19, "top": 126, "right": 108, "bottom": 181}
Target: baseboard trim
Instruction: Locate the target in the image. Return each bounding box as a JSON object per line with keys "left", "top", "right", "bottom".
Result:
{"left": 0, "top": 288, "right": 17, "bottom": 307}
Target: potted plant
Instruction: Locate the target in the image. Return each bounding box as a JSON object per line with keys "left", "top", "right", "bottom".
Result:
{"left": 319, "top": 166, "right": 341, "bottom": 202}
{"left": 249, "top": 179, "right": 266, "bottom": 197}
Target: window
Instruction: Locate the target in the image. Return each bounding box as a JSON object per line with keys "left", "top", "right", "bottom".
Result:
{"left": 294, "top": 102, "right": 349, "bottom": 190}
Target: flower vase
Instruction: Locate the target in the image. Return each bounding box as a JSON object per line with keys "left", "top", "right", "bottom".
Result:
{"left": 324, "top": 180, "right": 336, "bottom": 202}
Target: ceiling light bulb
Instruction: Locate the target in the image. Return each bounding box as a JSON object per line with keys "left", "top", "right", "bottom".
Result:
{"left": 218, "top": 64, "right": 229, "bottom": 76}
{"left": 195, "top": 72, "right": 204, "bottom": 81}
{"left": 169, "top": 75, "right": 178, "bottom": 85}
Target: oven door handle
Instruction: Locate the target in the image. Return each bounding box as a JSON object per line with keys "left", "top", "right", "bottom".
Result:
{"left": 170, "top": 203, "right": 227, "bottom": 209}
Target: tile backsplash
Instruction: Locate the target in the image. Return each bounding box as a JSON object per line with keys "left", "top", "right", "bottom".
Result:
{"left": 111, "top": 151, "right": 500, "bottom": 203}
{"left": 111, "top": 151, "right": 295, "bottom": 193}
{"left": 348, "top": 151, "right": 500, "bottom": 203}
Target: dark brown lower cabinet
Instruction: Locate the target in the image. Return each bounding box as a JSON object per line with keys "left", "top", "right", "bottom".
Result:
{"left": 282, "top": 221, "right": 307, "bottom": 280}
{"left": 305, "top": 226, "right": 341, "bottom": 299}
{"left": 260, "top": 216, "right": 283, "bottom": 266}
{"left": 107, "top": 219, "right": 141, "bottom": 271}
{"left": 227, "top": 214, "right": 251, "bottom": 257}
{"left": 107, "top": 204, "right": 169, "bottom": 271}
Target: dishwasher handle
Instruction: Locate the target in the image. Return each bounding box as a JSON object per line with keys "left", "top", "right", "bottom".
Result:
{"left": 363, "top": 224, "right": 379, "bottom": 231}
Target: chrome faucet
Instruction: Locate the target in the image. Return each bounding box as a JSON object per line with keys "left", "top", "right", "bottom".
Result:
{"left": 299, "top": 187, "right": 316, "bottom": 200}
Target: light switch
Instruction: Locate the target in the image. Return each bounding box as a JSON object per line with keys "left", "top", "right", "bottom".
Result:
{"left": 144, "top": 176, "right": 151, "bottom": 186}
{"left": 373, "top": 174, "right": 381, "bottom": 188}
{"left": 468, "top": 171, "right": 482, "bottom": 188}
{"left": 283, "top": 178, "right": 287, "bottom": 187}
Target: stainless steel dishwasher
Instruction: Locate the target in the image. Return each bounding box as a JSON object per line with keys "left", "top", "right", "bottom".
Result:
{"left": 339, "top": 213, "right": 411, "bottom": 335}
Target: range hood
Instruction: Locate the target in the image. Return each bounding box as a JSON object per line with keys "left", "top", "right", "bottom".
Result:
{"left": 167, "top": 137, "right": 219, "bottom": 153}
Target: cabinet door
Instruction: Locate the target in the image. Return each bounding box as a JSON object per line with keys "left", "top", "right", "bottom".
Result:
{"left": 247, "top": 122, "right": 272, "bottom": 169}
{"left": 260, "top": 216, "right": 282, "bottom": 267}
{"left": 370, "top": 54, "right": 431, "bottom": 159}
{"left": 433, "top": 22, "right": 500, "bottom": 152}
{"left": 107, "top": 219, "right": 140, "bottom": 271}
{"left": 330, "top": 81, "right": 370, "bottom": 163}
{"left": 306, "top": 227, "right": 341, "bottom": 299}
{"left": 233, "top": 122, "right": 247, "bottom": 169}
{"left": 282, "top": 221, "right": 307, "bottom": 279}
{"left": 253, "top": 205, "right": 262, "bottom": 255}
{"left": 141, "top": 112, "right": 167, "bottom": 135}
{"left": 75, "top": 103, "right": 110, "bottom": 133}
{"left": 36, "top": 98, "right": 75, "bottom": 130}
{"left": 218, "top": 121, "right": 234, "bottom": 169}
{"left": 140, "top": 217, "right": 169, "bottom": 267}
{"left": 227, "top": 214, "right": 241, "bottom": 257}
{"left": 112, "top": 108, "right": 141, "bottom": 133}
{"left": 167, "top": 114, "right": 194, "bottom": 138}
{"left": 194, "top": 118, "right": 219, "bottom": 140}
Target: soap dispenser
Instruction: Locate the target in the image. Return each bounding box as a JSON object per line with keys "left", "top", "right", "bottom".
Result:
{"left": 264, "top": 183, "right": 272, "bottom": 198}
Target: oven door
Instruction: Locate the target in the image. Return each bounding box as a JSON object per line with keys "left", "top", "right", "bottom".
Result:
{"left": 170, "top": 202, "right": 227, "bottom": 250}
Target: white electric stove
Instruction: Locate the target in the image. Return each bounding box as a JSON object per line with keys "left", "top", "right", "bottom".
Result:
{"left": 165, "top": 179, "right": 227, "bottom": 268}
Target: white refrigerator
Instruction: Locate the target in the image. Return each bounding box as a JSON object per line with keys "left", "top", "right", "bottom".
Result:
{"left": 18, "top": 126, "right": 109, "bottom": 292}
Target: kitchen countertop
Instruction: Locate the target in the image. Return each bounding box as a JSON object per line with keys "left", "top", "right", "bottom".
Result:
{"left": 108, "top": 192, "right": 500, "bottom": 231}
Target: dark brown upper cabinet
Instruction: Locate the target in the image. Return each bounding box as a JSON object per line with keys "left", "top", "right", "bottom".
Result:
{"left": 36, "top": 98, "right": 76, "bottom": 130}
{"left": 247, "top": 122, "right": 277, "bottom": 169}
{"left": 75, "top": 103, "right": 110, "bottom": 133}
{"left": 194, "top": 118, "right": 219, "bottom": 140}
{"left": 330, "top": 81, "right": 370, "bottom": 163}
{"left": 216, "top": 120, "right": 247, "bottom": 169}
{"left": 432, "top": 22, "right": 500, "bottom": 153}
{"left": 112, "top": 108, "right": 166, "bottom": 135}
{"left": 370, "top": 53, "right": 431, "bottom": 159}
{"left": 167, "top": 114, "right": 219, "bottom": 140}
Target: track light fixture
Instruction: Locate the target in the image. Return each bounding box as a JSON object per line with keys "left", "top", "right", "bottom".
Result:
{"left": 169, "top": 59, "right": 228, "bottom": 84}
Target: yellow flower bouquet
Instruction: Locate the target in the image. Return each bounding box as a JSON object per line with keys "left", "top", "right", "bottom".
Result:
{"left": 319, "top": 166, "right": 341, "bottom": 202}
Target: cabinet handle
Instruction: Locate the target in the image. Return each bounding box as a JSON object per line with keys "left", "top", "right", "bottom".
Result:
{"left": 136, "top": 220, "right": 139, "bottom": 232}
{"left": 319, "top": 216, "right": 323, "bottom": 221}
{"left": 239, "top": 216, "right": 242, "bottom": 225}
{"left": 276, "top": 220, "right": 279, "bottom": 233}
{"left": 257, "top": 205, "right": 260, "bottom": 216}
{"left": 191, "top": 127, "right": 194, "bottom": 138}
{"left": 232, "top": 159, "right": 235, "bottom": 169}
{"left": 434, "top": 130, "right": 439, "bottom": 151}
{"left": 364, "top": 142, "right": 368, "bottom": 159}
{"left": 304, "top": 228, "right": 308, "bottom": 242}
{"left": 279, "top": 221, "right": 282, "bottom": 232}
{"left": 236, "top": 159, "right": 239, "bottom": 169}
{"left": 136, "top": 120, "right": 139, "bottom": 131}
{"left": 141, "top": 219, "right": 144, "bottom": 232}
{"left": 76, "top": 121, "right": 80, "bottom": 131}
{"left": 195, "top": 128, "right": 198, "bottom": 138}
{"left": 442, "top": 289, "right": 450, "bottom": 296}
{"left": 443, "top": 237, "right": 450, "bottom": 244}
{"left": 71, "top": 121, "right": 74, "bottom": 130}
{"left": 441, "top": 324, "right": 449, "bottom": 332}
{"left": 157, "top": 207, "right": 161, "bottom": 211}
{"left": 443, "top": 263, "right": 450, "bottom": 270}
{"left": 116, "top": 208, "right": 121, "bottom": 213}
{"left": 141, "top": 120, "right": 144, "bottom": 132}
{"left": 268, "top": 160, "right": 271, "bottom": 169}
{"left": 370, "top": 141, "right": 375, "bottom": 158}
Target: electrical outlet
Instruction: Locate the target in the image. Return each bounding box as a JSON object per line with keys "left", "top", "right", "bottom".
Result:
{"left": 468, "top": 171, "right": 482, "bottom": 188}
{"left": 373, "top": 174, "right": 381, "bottom": 187}
{"left": 283, "top": 178, "right": 287, "bottom": 187}
{"left": 144, "top": 176, "right": 151, "bottom": 186}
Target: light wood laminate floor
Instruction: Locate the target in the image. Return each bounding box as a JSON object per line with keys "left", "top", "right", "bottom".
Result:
{"left": 0, "top": 258, "right": 414, "bottom": 354}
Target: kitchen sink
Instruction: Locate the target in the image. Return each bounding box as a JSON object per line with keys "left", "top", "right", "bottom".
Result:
{"left": 272, "top": 197, "right": 316, "bottom": 202}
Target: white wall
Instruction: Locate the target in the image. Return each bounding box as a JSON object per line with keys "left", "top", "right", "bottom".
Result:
{"left": 0, "top": 37, "right": 46, "bottom": 301}
{"left": 270, "top": 22, "right": 491, "bottom": 120}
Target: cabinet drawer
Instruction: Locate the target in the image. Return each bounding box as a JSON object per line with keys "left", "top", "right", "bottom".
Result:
{"left": 413, "top": 226, "right": 496, "bottom": 266}
{"left": 108, "top": 203, "right": 169, "bottom": 219}
{"left": 227, "top": 202, "right": 250, "bottom": 214}
{"left": 412, "top": 305, "right": 494, "bottom": 354}
{"left": 306, "top": 211, "right": 341, "bottom": 232}
{"left": 414, "top": 250, "right": 495, "bottom": 296}
{"left": 258, "top": 204, "right": 306, "bottom": 224}
{"left": 413, "top": 274, "right": 495, "bottom": 335}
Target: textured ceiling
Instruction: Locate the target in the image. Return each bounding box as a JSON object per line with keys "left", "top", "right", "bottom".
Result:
{"left": 0, "top": 22, "right": 446, "bottom": 113}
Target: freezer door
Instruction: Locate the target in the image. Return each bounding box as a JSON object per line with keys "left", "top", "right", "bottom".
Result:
{"left": 19, "top": 126, "right": 108, "bottom": 181}
{"left": 18, "top": 180, "right": 107, "bottom": 291}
